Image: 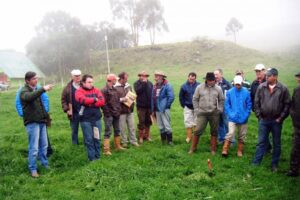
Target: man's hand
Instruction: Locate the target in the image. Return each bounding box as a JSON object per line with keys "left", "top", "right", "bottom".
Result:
{"left": 43, "top": 84, "right": 54, "bottom": 92}
{"left": 67, "top": 110, "right": 72, "bottom": 116}
{"left": 120, "top": 97, "right": 129, "bottom": 102}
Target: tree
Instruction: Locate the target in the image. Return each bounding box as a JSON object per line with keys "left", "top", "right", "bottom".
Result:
{"left": 225, "top": 17, "right": 243, "bottom": 43}
{"left": 109, "top": 0, "right": 142, "bottom": 46}
{"left": 139, "top": 0, "right": 168, "bottom": 45}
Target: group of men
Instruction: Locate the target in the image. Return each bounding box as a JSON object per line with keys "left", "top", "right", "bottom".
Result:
{"left": 19, "top": 64, "right": 300, "bottom": 178}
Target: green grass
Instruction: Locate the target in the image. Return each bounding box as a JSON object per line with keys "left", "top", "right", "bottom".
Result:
{"left": 1, "top": 41, "right": 300, "bottom": 199}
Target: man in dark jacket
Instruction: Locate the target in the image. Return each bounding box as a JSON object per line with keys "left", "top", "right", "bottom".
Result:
{"left": 287, "top": 72, "right": 300, "bottom": 177}
{"left": 252, "top": 68, "right": 290, "bottom": 172}
{"left": 134, "top": 71, "right": 153, "bottom": 144}
{"left": 101, "top": 74, "right": 125, "bottom": 155}
{"left": 61, "top": 69, "right": 82, "bottom": 145}
{"left": 20, "top": 71, "right": 53, "bottom": 178}
{"left": 75, "top": 74, "right": 105, "bottom": 161}
{"left": 214, "top": 68, "right": 232, "bottom": 144}
{"left": 179, "top": 72, "right": 200, "bottom": 143}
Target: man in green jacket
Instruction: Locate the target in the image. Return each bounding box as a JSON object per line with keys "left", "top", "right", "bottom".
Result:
{"left": 20, "top": 71, "right": 53, "bottom": 178}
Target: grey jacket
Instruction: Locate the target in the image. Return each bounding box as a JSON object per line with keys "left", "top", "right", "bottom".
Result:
{"left": 254, "top": 81, "right": 290, "bottom": 122}
{"left": 193, "top": 83, "right": 224, "bottom": 115}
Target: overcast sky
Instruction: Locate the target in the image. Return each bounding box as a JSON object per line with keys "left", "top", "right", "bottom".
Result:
{"left": 1, "top": 0, "right": 299, "bottom": 52}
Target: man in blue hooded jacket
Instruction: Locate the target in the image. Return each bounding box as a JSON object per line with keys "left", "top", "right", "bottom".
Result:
{"left": 152, "top": 71, "right": 175, "bottom": 145}
{"left": 222, "top": 75, "right": 252, "bottom": 157}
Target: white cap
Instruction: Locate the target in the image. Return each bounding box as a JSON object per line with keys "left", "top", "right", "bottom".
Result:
{"left": 233, "top": 75, "right": 243, "bottom": 85}
{"left": 71, "top": 69, "right": 81, "bottom": 76}
{"left": 254, "top": 64, "right": 265, "bottom": 71}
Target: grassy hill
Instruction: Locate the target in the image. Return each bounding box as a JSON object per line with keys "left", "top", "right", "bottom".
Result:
{"left": 1, "top": 40, "right": 300, "bottom": 199}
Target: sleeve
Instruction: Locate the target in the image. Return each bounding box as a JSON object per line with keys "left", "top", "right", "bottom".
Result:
{"left": 20, "top": 87, "right": 45, "bottom": 102}
{"left": 179, "top": 86, "right": 185, "bottom": 108}
{"left": 192, "top": 86, "right": 200, "bottom": 111}
{"left": 94, "top": 89, "right": 105, "bottom": 108}
{"left": 279, "top": 87, "right": 291, "bottom": 121}
{"left": 15, "top": 89, "right": 23, "bottom": 117}
{"left": 61, "top": 86, "right": 69, "bottom": 112}
{"left": 134, "top": 81, "right": 145, "bottom": 95}
{"left": 166, "top": 84, "right": 175, "bottom": 108}
{"left": 218, "top": 89, "right": 225, "bottom": 113}
{"left": 75, "top": 88, "right": 95, "bottom": 106}
{"left": 41, "top": 93, "right": 50, "bottom": 113}
{"left": 254, "top": 86, "right": 262, "bottom": 119}
{"left": 224, "top": 92, "right": 231, "bottom": 116}
{"left": 245, "top": 91, "right": 252, "bottom": 118}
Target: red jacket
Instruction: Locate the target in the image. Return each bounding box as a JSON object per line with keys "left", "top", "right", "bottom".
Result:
{"left": 75, "top": 86, "right": 105, "bottom": 122}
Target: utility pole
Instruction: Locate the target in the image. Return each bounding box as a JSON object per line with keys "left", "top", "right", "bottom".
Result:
{"left": 105, "top": 35, "right": 110, "bottom": 74}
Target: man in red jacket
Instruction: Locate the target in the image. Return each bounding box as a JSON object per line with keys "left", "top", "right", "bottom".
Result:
{"left": 75, "top": 74, "right": 105, "bottom": 161}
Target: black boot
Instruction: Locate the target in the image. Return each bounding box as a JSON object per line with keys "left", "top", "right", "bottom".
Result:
{"left": 166, "top": 132, "right": 174, "bottom": 146}
{"left": 160, "top": 132, "right": 167, "bottom": 144}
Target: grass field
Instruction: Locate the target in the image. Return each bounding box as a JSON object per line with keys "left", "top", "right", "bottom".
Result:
{"left": 1, "top": 41, "right": 300, "bottom": 199}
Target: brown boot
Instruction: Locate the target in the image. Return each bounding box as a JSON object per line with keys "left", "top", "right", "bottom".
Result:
{"left": 114, "top": 136, "right": 126, "bottom": 151}
{"left": 222, "top": 140, "right": 231, "bottom": 157}
{"left": 138, "top": 129, "right": 144, "bottom": 144}
{"left": 186, "top": 128, "right": 192, "bottom": 143}
{"left": 237, "top": 140, "right": 244, "bottom": 157}
{"left": 210, "top": 135, "right": 217, "bottom": 155}
{"left": 145, "top": 127, "right": 152, "bottom": 141}
{"left": 188, "top": 135, "right": 200, "bottom": 154}
{"left": 103, "top": 138, "right": 112, "bottom": 156}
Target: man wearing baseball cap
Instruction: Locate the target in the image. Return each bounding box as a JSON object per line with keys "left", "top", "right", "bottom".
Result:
{"left": 61, "top": 69, "right": 82, "bottom": 145}
{"left": 222, "top": 75, "right": 252, "bottom": 157}
{"left": 287, "top": 72, "right": 300, "bottom": 177}
{"left": 252, "top": 68, "right": 290, "bottom": 172}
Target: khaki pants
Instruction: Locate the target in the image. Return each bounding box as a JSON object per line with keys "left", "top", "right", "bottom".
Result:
{"left": 183, "top": 106, "right": 197, "bottom": 128}
{"left": 119, "top": 112, "right": 137, "bottom": 144}
{"left": 194, "top": 114, "right": 219, "bottom": 136}
{"left": 225, "top": 122, "right": 247, "bottom": 143}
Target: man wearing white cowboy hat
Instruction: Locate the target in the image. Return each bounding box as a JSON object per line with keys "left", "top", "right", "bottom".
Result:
{"left": 152, "top": 70, "right": 175, "bottom": 145}
{"left": 134, "top": 71, "right": 153, "bottom": 144}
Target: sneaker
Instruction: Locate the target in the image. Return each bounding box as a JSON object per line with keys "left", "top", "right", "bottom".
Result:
{"left": 31, "top": 171, "right": 39, "bottom": 178}
{"left": 131, "top": 142, "right": 139, "bottom": 147}
{"left": 121, "top": 143, "right": 128, "bottom": 148}
{"left": 271, "top": 166, "right": 278, "bottom": 173}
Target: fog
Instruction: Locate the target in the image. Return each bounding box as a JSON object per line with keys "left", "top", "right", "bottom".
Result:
{"left": 0, "top": 0, "right": 299, "bottom": 52}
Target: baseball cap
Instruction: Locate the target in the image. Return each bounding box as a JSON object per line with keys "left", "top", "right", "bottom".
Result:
{"left": 233, "top": 75, "right": 243, "bottom": 85}
{"left": 254, "top": 64, "right": 265, "bottom": 71}
{"left": 265, "top": 68, "right": 278, "bottom": 77}
{"left": 71, "top": 69, "right": 82, "bottom": 76}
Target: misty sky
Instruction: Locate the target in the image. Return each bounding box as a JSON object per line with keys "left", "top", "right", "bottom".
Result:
{"left": 0, "top": 0, "right": 299, "bottom": 52}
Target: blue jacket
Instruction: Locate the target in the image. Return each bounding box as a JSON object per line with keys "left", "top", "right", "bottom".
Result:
{"left": 152, "top": 80, "right": 175, "bottom": 112}
{"left": 217, "top": 78, "right": 232, "bottom": 94}
{"left": 179, "top": 81, "right": 200, "bottom": 109}
{"left": 16, "top": 86, "right": 49, "bottom": 117}
{"left": 225, "top": 87, "right": 252, "bottom": 124}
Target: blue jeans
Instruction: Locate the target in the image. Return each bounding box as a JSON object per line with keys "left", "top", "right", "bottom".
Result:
{"left": 25, "top": 123, "right": 48, "bottom": 173}
{"left": 252, "top": 119, "right": 282, "bottom": 167}
{"left": 70, "top": 113, "right": 80, "bottom": 145}
{"left": 218, "top": 112, "right": 229, "bottom": 142}
{"left": 80, "top": 120, "right": 101, "bottom": 161}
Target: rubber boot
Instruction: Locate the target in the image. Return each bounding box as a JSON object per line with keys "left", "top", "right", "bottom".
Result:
{"left": 145, "top": 127, "right": 152, "bottom": 141}
{"left": 222, "top": 140, "right": 231, "bottom": 157}
{"left": 237, "top": 140, "right": 244, "bottom": 157}
{"left": 103, "top": 139, "right": 112, "bottom": 156}
{"left": 186, "top": 128, "right": 192, "bottom": 143}
{"left": 188, "top": 135, "right": 200, "bottom": 154}
{"left": 114, "top": 136, "right": 126, "bottom": 151}
{"left": 138, "top": 129, "right": 144, "bottom": 144}
{"left": 160, "top": 132, "right": 167, "bottom": 144}
{"left": 210, "top": 135, "right": 217, "bottom": 155}
{"left": 166, "top": 132, "right": 173, "bottom": 146}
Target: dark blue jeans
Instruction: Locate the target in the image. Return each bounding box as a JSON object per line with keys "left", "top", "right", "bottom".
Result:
{"left": 80, "top": 120, "right": 101, "bottom": 161}
{"left": 218, "top": 112, "right": 228, "bottom": 143}
{"left": 252, "top": 119, "right": 282, "bottom": 167}
{"left": 70, "top": 113, "right": 80, "bottom": 145}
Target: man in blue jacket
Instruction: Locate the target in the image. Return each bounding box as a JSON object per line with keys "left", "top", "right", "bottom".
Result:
{"left": 152, "top": 71, "right": 175, "bottom": 145}
{"left": 179, "top": 72, "right": 200, "bottom": 143}
{"left": 222, "top": 76, "right": 252, "bottom": 157}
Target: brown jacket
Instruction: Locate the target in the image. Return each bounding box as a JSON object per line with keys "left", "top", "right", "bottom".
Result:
{"left": 115, "top": 82, "right": 134, "bottom": 114}
{"left": 61, "top": 81, "right": 74, "bottom": 119}
{"left": 101, "top": 84, "right": 122, "bottom": 117}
